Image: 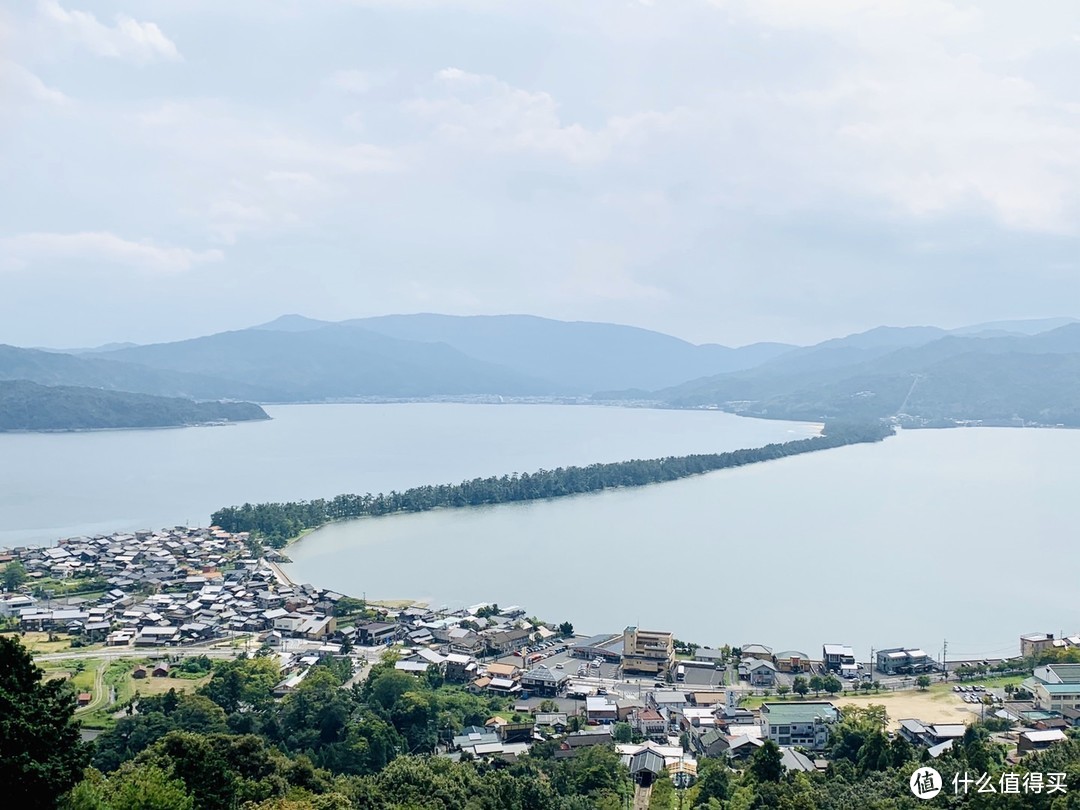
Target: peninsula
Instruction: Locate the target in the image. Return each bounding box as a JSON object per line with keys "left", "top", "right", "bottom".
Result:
{"left": 210, "top": 421, "right": 894, "bottom": 545}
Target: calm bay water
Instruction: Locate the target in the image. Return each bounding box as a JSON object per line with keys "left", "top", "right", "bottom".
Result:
{"left": 5, "top": 403, "right": 1074, "bottom": 658}
{"left": 285, "top": 426, "right": 1080, "bottom": 660}
{"left": 0, "top": 403, "right": 816, "bottom": 547}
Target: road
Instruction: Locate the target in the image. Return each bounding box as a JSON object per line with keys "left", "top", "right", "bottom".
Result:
{"left": 37, "top": 641, "right": 250, "bottom": 663}
{"left": 75, "top": 661, "right": 107, "bottom": 715}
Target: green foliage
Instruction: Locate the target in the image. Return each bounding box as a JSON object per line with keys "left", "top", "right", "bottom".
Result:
{"left": 198, "top": 656, "right": 280, "bottom": 715}
{"left": 749, "top": 739, "right": 784, "bottom": 783}
{"left": 3, "top": 559, "right": 28, "bottom": 591}
{"left": 648, "top": 773, "right": 675, "bottom": 808}
{"left": 92, "top": 691, "right": 228, "bottom": 772}
{"left": 65, "top": 763, "right": 196, "bottom": 810}
{"left": 0, "top": 379, "right": 268, "bottom": 432}
{"left": 333, "top": 597, "right": 367, "bottom": 617}
{"left": 611, "top": 722, "right": 633, "bottom": 743}
{"left": 211, "top": 425, "right": 894, "bottom": 542}
{"left": 665, "top": 327, "right": 1080, "bottom": 427}
{"left": 177, "top": 655, "right": 213, "bottom": 675}
{"left": 693, "top": 757, "right": 730, "bottom": 805}
{"left": 0, "top": 635, "right": 90, "bottom": 809}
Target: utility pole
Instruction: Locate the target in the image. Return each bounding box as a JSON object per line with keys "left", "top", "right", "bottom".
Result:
{"left": 942, "top": 639, "right": 948, "bottom": 681}
{"left": 869, "top": 647, "right": 875, "bottom": 684}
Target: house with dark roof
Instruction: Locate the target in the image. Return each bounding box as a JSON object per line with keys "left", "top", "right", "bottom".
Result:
{"left": 629, "top": 749, "right": 666, "bottom": 786}
{"left": 822, "top": 644, "right": 856, "bottom": 672}
{"left": 744, "top": 658, "right": 777, "bottom": 686}
{"left": 485, "top": 628, "right": 532, "bottom": 654}
{"left": 521, "top": 665, "right": 568, "bottom": 696}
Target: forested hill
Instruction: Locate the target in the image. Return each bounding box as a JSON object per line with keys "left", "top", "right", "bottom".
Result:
{"left": 656, "top": 324, "right": 1080, "bottom": 427}
{"left": 211, "top": 422, "right": 893, "bottom": 545}
{"left": 0, "top": 379, "right": 269, "bottom": 432}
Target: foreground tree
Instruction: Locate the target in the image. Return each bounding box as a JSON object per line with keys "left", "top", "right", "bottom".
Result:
{"left": 3, "top": 560, "right": 28, "bottom": 591}
{"left": 749, "top": 740, "right": 784, "bottom": 783}
{"left": 0, "top": 635, "right": 90, "bottom": 809}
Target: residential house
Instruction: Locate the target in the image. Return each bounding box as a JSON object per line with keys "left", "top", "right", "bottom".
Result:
{"left": 448, "top": 630, "right": 484, "bottom": 656}
{"left": 780, "top": 748, "right": 818, "bottom": 773}
{"left": 822, "top": 644, "right": 856, "bottom": 672}
{"left": 534, "top": 713, "right": 569, "bottom": 734}
{"left": 693, "top": 648, "right": 727, "bottom": 666}
{"left": 444, "top": 653, "right": 477, "bottom": 683}
{"left": 521, "top": 665, "right": 568, "bottom": 697}
{"left": 741, "top": 643, "right": 773, "bottom": 661}
{"left": 1018, "top": 729, "right": 1068, "bottom": 755}
{"left": 356, "top": 621, "right": 397, "bottom": 646}
{"left": 299, "top": 615, "right": 335, "bottom": 640}
{"left": 898, "top": 719, "right": 967, "bottom": 748}
{"left": 485, "top": 628, "right": 532, "bottom": 654}
{"left": 134, "top": 626, "right": 179, "bottom": 646}
{"left": 483, "top": 662, "right": 521, "bottom": 695}
{"left": 555, "top": 731, "right": 613, "bottom": 759}
{"left": 632, "top": 708, "right": 667, "bottom": 740}
{"left": 744, "top": 658, "right": 777, "bottom": 687}
{"left": 586, "top": 696, "right": 618, "bottom": 724}
{"left": 773, "top": 651, "right": 808, "bottom": 673}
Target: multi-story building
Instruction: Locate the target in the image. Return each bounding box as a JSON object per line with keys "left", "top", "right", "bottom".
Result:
{"left": 760, "top": 702, "right": 839, "bottom": 751}
{"left": 1021, "top": 633, "right": 1056, "bottom": 659}
{"left": 876, "top": 648, "right": 933, "bottom": 675}
{"left": 1024, "top": 664, "right": 1080, "bottom": 712}
{"left": 622, "top": 626, "right": 675, "bottom": 676}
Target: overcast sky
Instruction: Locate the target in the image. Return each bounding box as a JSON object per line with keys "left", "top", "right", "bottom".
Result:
{"left": 2, "top": 0, "right": 1079, "bottom": 348}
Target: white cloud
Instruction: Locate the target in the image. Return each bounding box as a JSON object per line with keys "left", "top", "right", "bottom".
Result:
{"left": 0, "top": 232, "right": 222, "bottom": 273}
{"left": 406, "top": 68, "right": 684, "bottom": 163}
{"left": 130, "top": 100, "right": 399, "bottom": 242}
{"left": 40, "top": 1, "right": 181, "bottom": 63}
{"left": 704, "top": 0, "right": 1080, "bottom": 233}
{"left": 0, "top": 61, "right": 69, "bottom": 106}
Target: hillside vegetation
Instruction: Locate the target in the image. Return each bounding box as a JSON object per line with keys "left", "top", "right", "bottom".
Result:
{"left": 0, "top": 380, "right": 269, "bottom": 431}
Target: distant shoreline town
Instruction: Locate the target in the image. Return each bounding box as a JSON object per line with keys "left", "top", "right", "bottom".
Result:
{"left": 4, "top": 523, "right": 1079, "bottom": 778}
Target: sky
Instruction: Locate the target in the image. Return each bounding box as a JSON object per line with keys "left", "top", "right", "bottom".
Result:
{"left": 2, "top": 0, "right": 1080, "bottom": 349}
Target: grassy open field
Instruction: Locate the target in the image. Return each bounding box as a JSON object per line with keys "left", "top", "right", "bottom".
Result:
{"left": 42, "top": 656, "right": 213, "bottom": 728}
{"left": 17, "top": 630, "right": 105, "bottom": 655}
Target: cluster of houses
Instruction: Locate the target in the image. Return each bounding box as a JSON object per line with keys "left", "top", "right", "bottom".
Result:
{"left": 0, "top": 528, "right": 340, "bottom": 648}
{"left": 5, "top": 527, "right": 1076, "bottom": 787}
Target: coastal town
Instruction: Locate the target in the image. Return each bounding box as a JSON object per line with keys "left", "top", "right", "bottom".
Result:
{"left": 2, "top": 526, "right": 1078, "bottom": 800}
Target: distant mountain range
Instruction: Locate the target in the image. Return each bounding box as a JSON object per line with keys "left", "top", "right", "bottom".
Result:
{"left": 2, "top": 313, "right": 1079, "bottom": 428}
{"left": 656, "top": 321, "right": 1080, "bottom": 426}
{"left": 0, "top": 380, "right": 269, "bottom": 432}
